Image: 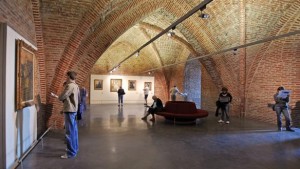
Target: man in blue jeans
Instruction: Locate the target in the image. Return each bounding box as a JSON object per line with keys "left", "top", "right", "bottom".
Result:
{"left": 274, "top": 86, "right": 294, "bottom": 132}
{"left": 56, "top": 71, "right": 80, "bottom": 158}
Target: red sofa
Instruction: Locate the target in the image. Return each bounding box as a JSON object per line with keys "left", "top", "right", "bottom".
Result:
{"left": 156, "top": 101, "right": 209, "bottom": 123}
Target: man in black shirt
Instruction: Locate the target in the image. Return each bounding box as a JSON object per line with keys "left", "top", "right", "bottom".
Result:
{"left": 141, "top": 95, "right": 163, "bottom": 122}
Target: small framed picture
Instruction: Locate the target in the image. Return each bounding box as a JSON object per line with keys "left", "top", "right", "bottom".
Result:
{"left": 144, "top": 82, "right": 152, "bottom": 91}
{"left": 128, "top": 80, "right": 136, "bottom": 91}
{"left": 94, "top": 79, "right": 103, "bottom": 90}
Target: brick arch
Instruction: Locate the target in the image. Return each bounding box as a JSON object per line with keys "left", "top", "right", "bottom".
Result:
{"left": 47, "top": 0, "right": 168, "bottom": 127}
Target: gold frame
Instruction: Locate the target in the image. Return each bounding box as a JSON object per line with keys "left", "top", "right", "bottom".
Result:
{"left": 110, "top": 79, "right": 122, "bottom": 92}
{"left": 16, "top": 40, "right": 36, "bottom": 110}
{"left": 128, "top": 80, "right": 136, "bottom": 91}
{"left": 94, "top": 79, "right": 103, "bottom": 90}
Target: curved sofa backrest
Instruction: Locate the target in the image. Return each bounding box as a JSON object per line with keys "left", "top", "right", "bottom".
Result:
{"left": 164, "top": 101, "right": 197, "bottom": 114}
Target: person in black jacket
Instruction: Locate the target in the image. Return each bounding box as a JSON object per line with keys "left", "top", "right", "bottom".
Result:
{"left": 141, "top": 95, "right": 163, "bottom": 122}
{"left": 117, "top": 86, "right": 125, "bottom": 106}
{"left": 218, "top": 87, "right": 232, "bottom": 124}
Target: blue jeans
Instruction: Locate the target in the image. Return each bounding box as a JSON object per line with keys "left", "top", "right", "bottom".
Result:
{"left": 64, "top": 112, "right": 78, "bottom": 157}
{"left": 275, "top": 106, "right": 291, "bottom": 129}
{"left": 118, "top": 95, "right": 123, "bottom": 104}
{"left": 220, "top": 104, "right": 230, "bottom": 121}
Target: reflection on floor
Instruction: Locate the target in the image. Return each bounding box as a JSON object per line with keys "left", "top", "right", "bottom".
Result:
{"left": 17, "top": 104, "right": 300, "bottom": 169}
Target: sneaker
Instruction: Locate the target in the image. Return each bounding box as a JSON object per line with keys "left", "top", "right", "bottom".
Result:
{"left": 286, "top": 128, "right": 295, "bottom": 132}
{"left": 60, "top": 154, "right": 69, "bottom": 159}
{"left": 141, "top": 117, "right": 147, "bottom": 120}
{"left": 218, "top": 120, "right": 224, "bottom": 123}
{"left": 225, "top": 121, "right": 230, "bottom": 124}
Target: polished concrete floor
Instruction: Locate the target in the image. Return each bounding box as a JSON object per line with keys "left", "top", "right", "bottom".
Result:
{"left": 17, "top": 104, "right": 300, "bottom": 169}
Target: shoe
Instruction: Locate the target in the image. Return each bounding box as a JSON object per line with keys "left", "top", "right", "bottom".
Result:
{"left": 60, "top": 154, "right": 69, "bottom": 159}
{"left": 218, "top": 120, "right": 224, "bottom": 123}
{"left": 141, "top": 117, "right": 147, "bottom": 120}
{"left": 286, "top": 128, "right": 295, "bottom": 132}
{"left": 225, "top": 121, "right": 230, "bottom": 124}
{"left": 149, "top": 118, "right": 155, "bottom": 122}
{"left": 278, "top": 127, "right": 282, "bottom": 132}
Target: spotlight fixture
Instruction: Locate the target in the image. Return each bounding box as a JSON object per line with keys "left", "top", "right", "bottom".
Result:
{"left": 135, "top": 51, "right": 140, "bottom": 57}
{"left": 148, "top": 71, "right": 151, "bottom": 75}
{"left": 199, "top": 13, "right": 210, "bottom": 19}
{"left": 233, "top": 48, "right": 238, "bottom": 55}
{"left": 199, "top": 5, "right": 209, "bottom": 19}
{"left": 167, "top": 26, "right": 176, "bottom": 37}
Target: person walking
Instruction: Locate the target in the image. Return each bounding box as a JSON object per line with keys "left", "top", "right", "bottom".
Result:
{"left": 117, "top": 86, "right": 125, "bottom": 106}
{"left": 274, "top": 86, "right": 294, "bottom": 132}
{"left": 143, "top": 85, "right": 150, "bottom": 105}
{"left": 141, "top": 95, "right": 163, "bottom": 122}
{"left": 218, "top": 87, "right": 232, "bottom": 124}
{"left": 52, "top": 71, "right": 79, "bottom": 159}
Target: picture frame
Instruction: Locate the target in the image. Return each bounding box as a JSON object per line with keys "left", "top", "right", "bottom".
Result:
{"left": 110, "top": 79, "right": 122, "bottom": 92}
{"left": 128, "top": 80, "right": 136, "bottom": 91}
{"left": 144, "top": 82, "right": 152, "bottom": 91}
{"left": 94, "top": 79, "right": 103, "bottom": 90}
{"left": 16, "top": 40, "right": 36, "bottom": 110}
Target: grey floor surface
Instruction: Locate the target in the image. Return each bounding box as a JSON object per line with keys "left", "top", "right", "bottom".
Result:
{"left": 16, "top": 104, "right": 300, "bottom": 169}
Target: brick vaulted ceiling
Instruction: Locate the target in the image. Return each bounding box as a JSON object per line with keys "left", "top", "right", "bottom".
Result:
{"left": 35, "top": 0, "right": 299, "bottom": 101}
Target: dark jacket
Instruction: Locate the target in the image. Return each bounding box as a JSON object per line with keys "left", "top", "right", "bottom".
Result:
{"left": 151, "top": 98, "right": 163, "bottom": 111}
{"left": 117, "top": 88, "right": 125, "bottom": 96}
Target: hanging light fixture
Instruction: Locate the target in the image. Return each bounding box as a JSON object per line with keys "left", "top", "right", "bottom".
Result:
{"left": 135, "top": 51, "right": 140, "bottom": 57}
{"left": 199, "top": 5, "right": 210, "bottom": 19}
{"left": 167, "top": 26, "right": 176, "bottom": 37}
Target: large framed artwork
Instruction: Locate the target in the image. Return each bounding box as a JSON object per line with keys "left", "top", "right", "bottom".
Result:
{"left": 94, "top": 79, "right": 103, "bottom": 90}
{"left": 16, "top": 40, "right": 36, "bottom": 110}
{"left": 128, "top": 80, "right": 136, "bottom": 91}
{"left": 110, "top": 79, "right": 122, "bottom": 92}
{"left": 144, "top": 82, "right": 152, "bottom": 91}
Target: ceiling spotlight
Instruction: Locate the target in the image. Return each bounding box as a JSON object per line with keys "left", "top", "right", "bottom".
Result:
{"left": 199, "top": 5, "right": 209, "bottom": 19}
{"left": 199, "top": 13, "right": 210, "bottom": 19}
{"left": 110, "top": 71, "right": 113, "bottom": 74}
{"left": 135, "top": 51, "right": 140, "bottom": 57}
{"left": 148, "top": 72, "right": 151, "bottom": 75}
{"left": 233, "top": 48, "right": 238, "bottom": 55}
{"left": 113, "top": 67, "right": 116, "bottom": 71}
{"left": 167, "top": 26, "right": 176, "bottom": 37}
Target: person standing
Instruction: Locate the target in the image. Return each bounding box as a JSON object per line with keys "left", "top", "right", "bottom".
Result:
{"left": 218, "top": 87, "right": 232, "bottom": 124}
{"left": 169, "top": 85, "right": 180, "bottom": 101}
{"left": 52, "top": 71, "right": 79, "bottom": 159}
{"left": 117, "top": 86, "right": 125, "bottom": 106}
{"left": 143, "top": 85, "right": 150, "bottom": 105}
{"left": 80, "top": 87, "right": 87, "bottom": 111}
{"left": 274, "top": 86, "right": 294, "bottom": 132}
{"left": 141, "top": 95, "right": 163, "bottom": 122}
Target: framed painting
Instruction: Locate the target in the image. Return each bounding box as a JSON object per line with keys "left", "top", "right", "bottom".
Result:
{"left": 128, "top": 80, "right": 136, "bottom": 91}
{"left": 16, "top": 40, "right": 36, "bottom": 110}
{"left": 144, "top": 82, "right": 152, "bottom": 91}
{"left": 110, "top": 79, "right": 122, "bottom": 92}
{"left": 94, "top": 79, "right": 103, "bottom": 90}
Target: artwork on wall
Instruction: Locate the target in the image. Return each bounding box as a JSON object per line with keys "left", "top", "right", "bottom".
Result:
{"left": 94, "top": 79, "right": 103, "bottom": 90}
{"left": 16, "top": 40, "right": 36, "bottom": 110}
{"left": 144, "top": 82, "right": 152, "bottom": 91}
{"left": 110, "top": 79, "right": 122, "bottom": 92}
{"left": 128, "top": 80, "right": 136, "bottom": 91}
